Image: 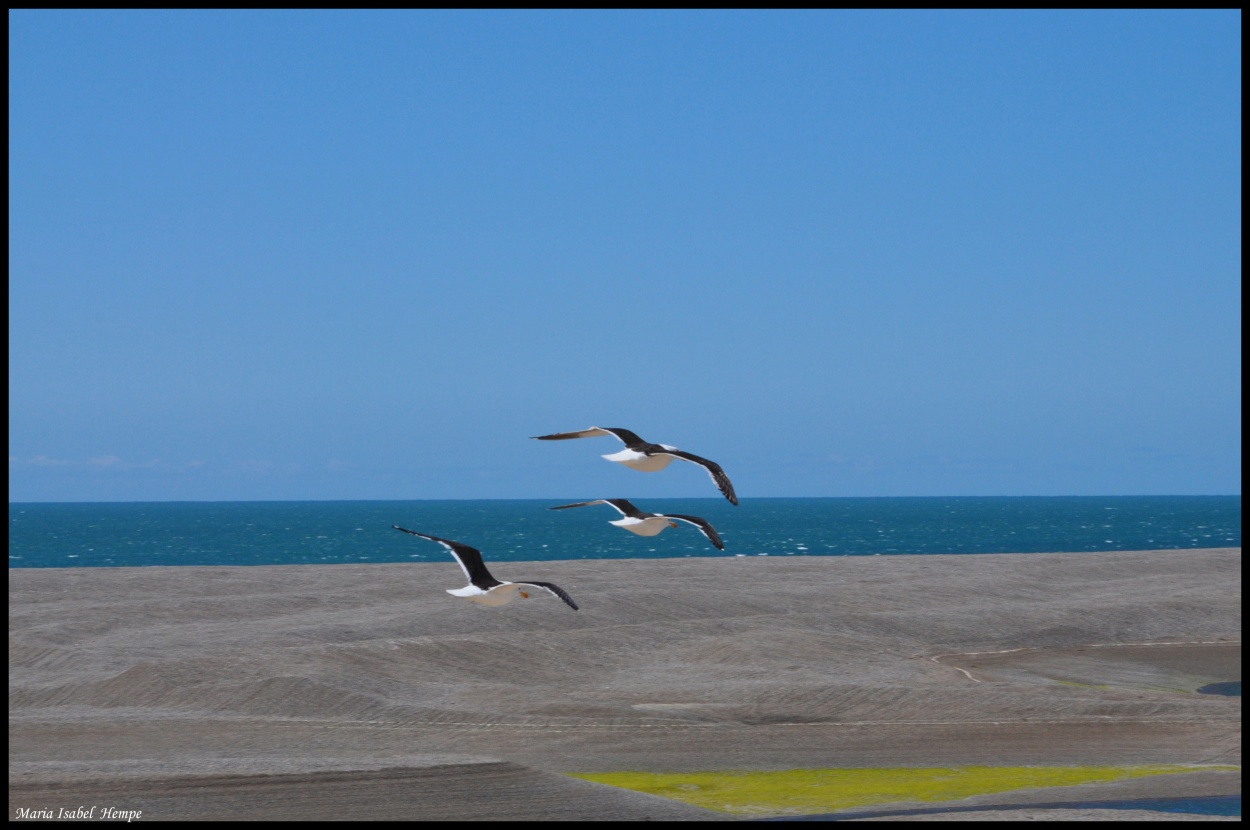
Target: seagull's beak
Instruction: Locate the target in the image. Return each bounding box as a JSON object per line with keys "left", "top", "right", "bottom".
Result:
{"left": 520, "top": 591, "right": 530, "bottom": 599}
{"left": 668, "top": 521, "right": 678, "bottom": 529}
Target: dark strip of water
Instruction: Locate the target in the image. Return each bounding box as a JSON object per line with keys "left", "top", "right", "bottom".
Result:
{"left": 7, "top": 495, "right": 1242, "bottom": 568}
{"left": 1198, "top": 680, "right": 1241, "bottom": 697}
{"left": 755, "top": 794, "right": 1241, "bottom": 820}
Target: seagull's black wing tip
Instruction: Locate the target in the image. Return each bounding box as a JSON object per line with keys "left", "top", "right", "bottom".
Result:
{"left": 521, "top": 581, "right": 579, "bottom": 610}
{"left": 704, "top": 525, "right": 727, "bottom": 549}
{"left": 555, "top": 588, "right": 580, "bottom": 611}
{"left": 549, "top": 501, "right": 592, "bottom": 511}
{"left": 532, "top": 430, "right": 582, "bottom": 440}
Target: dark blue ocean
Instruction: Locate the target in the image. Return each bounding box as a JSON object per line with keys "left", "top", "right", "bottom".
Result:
{"left": 7, "top": 496, "right": 1240, "bottom": 569}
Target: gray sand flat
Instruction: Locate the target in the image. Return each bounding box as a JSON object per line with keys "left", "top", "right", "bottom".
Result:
{"left": 9, "top": 757, "right": 723, "bottom": 821}
{"left": 9, "top": 549, "right": 1241, "bottom": 820}
{"left": 936, "top": 643, "right": 1240, "bottom": 693}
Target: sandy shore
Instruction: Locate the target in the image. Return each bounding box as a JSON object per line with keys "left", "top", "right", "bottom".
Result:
{"left": 9, "top": 548, "right": 1241, "bottom": 820}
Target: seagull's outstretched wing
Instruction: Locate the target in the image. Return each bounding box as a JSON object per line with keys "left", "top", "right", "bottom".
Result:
{"left": 391, "top": 526, "right": 500, "bottom": 588}
{"left": 548, "top": 499, "right": 610, "bottom": 511}
{"left": 532, "top": 427, "right": 645, "bottom": 446}
{"left": 656, "top": 450, "right": 738, "bottom": 505}
{"left": 664, "top": 514, "right": 726, "bottom": 550}
{"left": 513, "top": 580, "right": 579, "bottom": 610}
{"left": 601, "top": 498, "right": 647, "bottom": 517}
{"left": 549, "top": 498, "right": 646, "bottom": 519}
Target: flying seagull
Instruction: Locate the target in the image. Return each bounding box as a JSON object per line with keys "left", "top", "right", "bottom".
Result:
{"left": 391, "top": 526, "right": 579, "bottom": 610}
{"left": 532, "top": 427, "right": 738, "bottom": 505}
{"left": 549, "top": 498, "right": 725, "bottom": 550}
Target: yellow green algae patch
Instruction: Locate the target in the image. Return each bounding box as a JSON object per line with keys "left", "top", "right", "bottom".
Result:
{"left": 570, "top": 765, "right": 1234, "bottom": 816}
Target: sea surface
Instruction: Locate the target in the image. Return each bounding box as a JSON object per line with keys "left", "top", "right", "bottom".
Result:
{"left": 7, "top": 496, "right": 1240, "bottom": 569}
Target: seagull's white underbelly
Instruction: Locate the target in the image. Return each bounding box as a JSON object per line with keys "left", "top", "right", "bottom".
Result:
{"left": 447, "top": 584, "right": 522, "bottom": 606}
{"left": 602, "top": 448, "right": 672, "bottom": 472}
{"left": 611, "top": 516, "right": 670, "bottom": 536}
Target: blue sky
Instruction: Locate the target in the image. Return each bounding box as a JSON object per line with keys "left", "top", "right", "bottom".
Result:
{"left": 9, "top": 10, "right": 1242, "bottom": 502}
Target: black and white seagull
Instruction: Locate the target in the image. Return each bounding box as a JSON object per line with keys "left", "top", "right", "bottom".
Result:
{"left": 391, "top": 526, "right": 579, "bottom": 610}
{"left": 549, "top": 498, "right": 725, "bottom": 550}
{"left": 532, "top": 427, "right": 738, "bottom": 505}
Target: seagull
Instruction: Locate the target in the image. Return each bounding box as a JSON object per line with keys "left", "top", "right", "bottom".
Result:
{"left": 532, "top": 427, "right": 738, "bottom": 505}
{"left": 391, "top": 526, "right": 579, "bottom": 610}
{"left": 549, "top": 498, "right": 725, "bottom": 550}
